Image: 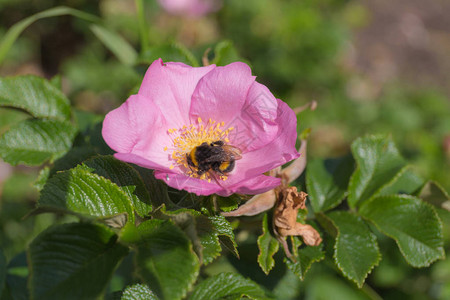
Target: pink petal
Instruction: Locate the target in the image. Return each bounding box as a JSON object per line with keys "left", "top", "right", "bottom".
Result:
{"left": 198, "top": 98, "right": 299, "bottom": 190}
{"left": 102, "top": 94, "right": 163, "bottom": 153}
{"left": 226, "top": 82, "right": 279, "bottom": 152}
{"left": 189, "top": 62, "right": 255, "bottom": 126}
{"left": 157, "top": 0, "right": 222, "bottom": 17}
{"left": 114, "top": 153, "right": 173, "bottom": 172}
{"left": 102, "top": 94, "right": 175, "bottom": 170}
{"left": 221, "top": 175, "right": 281, "bottom": 196}
{"left": 154, "top": 171, "right": 222, "bottom": 196}
{"left": 235, "top": 99, "right": 300, "bottom": 175}
{"left": 139, "top": 59, "right": 215, "bottom": 129}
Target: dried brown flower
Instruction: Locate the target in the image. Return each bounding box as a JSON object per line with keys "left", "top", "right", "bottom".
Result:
{"left": 222, "top": 130, "right": 322, "bottom": 259}
{"left": 273, "top": 187, "right": 322, "bottom": 258}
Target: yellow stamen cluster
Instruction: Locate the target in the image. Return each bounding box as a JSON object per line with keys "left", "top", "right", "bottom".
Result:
{"left": 164, "top": 117, "right": 234, "bottom": 181}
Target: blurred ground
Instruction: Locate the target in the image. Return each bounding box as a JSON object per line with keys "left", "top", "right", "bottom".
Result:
{"left": 349, "top": 0, "right": 450, "bottom": 98}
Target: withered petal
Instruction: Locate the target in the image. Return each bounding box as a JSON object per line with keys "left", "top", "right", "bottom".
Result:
{"left": 221, "top": 189, "right": 276, "bottom": 217}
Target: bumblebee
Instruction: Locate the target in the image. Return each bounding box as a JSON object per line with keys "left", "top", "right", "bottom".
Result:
{"left": 186, "top": 140, "right": 242, "bottom": 176}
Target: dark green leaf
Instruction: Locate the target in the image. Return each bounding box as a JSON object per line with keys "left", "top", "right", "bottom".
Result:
{"left": 306, "top": 156, "right": 354, "bottom": 212}
{"left": 348, "top": 135, "right": 406, "bottom": 208}
{"left": 134, "top": 167, "right": 171, "bottom": 208}
{"left": 196, "top": 216, "right": 222, "bottom": 265}
{"left": 0, "top": 75, "right": 71, "bottom": 120}
{"left": 129, "top": 219, "right": 199, "bottom": 300}
{"left": 29, "top": 223, "right": 129, "bottom": 300}
{"left": 285, "top": 245, "right": 325, "bottom": 281}
{"left": 376, "top": 165, "right": 424, "bottom": 197}
{"left": 0, "top": 119, "right": 77, "bottom": 166}
{"left": 90, "top": 24, "right": 138, "bottom": 66}
{"left": 257, "top": 214, "right": 279, "bottom": 274}
{"left": 209, "top": 215, "right": 239, "bottom": 258}
{"left": 0, "top": 250, "right": 5, "bottom": 297}
{"left": 82, "top": 156, "right": 152, "bottom": 217}
{"left": 360, "top": 195, "right": 444, "bottom": 267}
{"left": 189, "top": 272, "right": 270, "bottom": 300}
{"left": 121, "top": 284, "right": 159, "bottom": 300}
{"left": 216, "top": 194, "right": 241, "bottom": 212}
{"left": 38, "top": 165, "right": 135, "bottom": 224}
{"left": 325, "top": 211, "right": 380, "bottom": 287}
{"left": 419, "top": 181, "right": 450, "bottom": 210}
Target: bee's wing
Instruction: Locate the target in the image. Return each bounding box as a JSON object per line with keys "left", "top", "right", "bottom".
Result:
{"left": 223, "top": 145, "right": 242, "bottom": 160}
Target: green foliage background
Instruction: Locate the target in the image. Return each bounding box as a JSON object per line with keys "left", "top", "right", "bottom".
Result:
{"left": 0, "top": 0, "right": 449, "bottom": 299}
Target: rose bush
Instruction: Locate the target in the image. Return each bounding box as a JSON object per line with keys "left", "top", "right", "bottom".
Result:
{"left": 102, "top": 59, "right": 299, "bottom": 196}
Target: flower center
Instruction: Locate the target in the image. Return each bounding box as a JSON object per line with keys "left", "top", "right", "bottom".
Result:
{"left": 164, "top": 117, "right": 235, "bottom": 182}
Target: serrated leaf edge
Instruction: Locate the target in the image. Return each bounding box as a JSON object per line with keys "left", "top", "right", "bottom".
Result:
{"left": 359, "top": 194, "right": 445, "bottom": 268}
{"left": 325, "top": 212, "right": 381, "bottom": 287}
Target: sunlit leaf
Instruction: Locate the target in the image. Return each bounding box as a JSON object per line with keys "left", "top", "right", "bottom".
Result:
{"left": 38, "top": 165, "right": 135, "bottom": 224}
{"left": 189, "top": 272, "right": 270, "bottom": 300}
{"left": 360, "top": 195, "right": 444, "bottom": 267}
{"left": 121, "top": 284, "right": 159, "bottom": 300}
{"left": 325, "top": 211, "right": 380, "bottom": 287}
{"left": 348, "top": 135, "right": 406, "bottom": 208}
{"left": 29, "top": 223, "right": 128, "bottom": 300}
{"left": 376, "top": 165, "right": 424, "bottom": 197}
{"left": 0, "top": 119, "right": 77, "bottom": 166}
{"left": 0, "top": 75, "right": 71, "bottom": 120}
{"left": 306, "top": 156, "right": 354, "bottom": 212}
{"left": 285, "top": 245, "right": 325, "bottom": 281}
{"left": 81, "top": 156, "right": 152, "bottom": 217}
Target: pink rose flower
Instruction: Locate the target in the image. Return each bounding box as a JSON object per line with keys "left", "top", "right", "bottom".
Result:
{"left": 157, "top": 0, "right": 221, "bottom": 17}
{"left": 102, "top": 59, "right": 299, "bottom": 196}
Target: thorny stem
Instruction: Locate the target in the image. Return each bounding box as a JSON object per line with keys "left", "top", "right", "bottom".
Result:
{"left": 135, "top": 0, "right": 149, "bottom": 54}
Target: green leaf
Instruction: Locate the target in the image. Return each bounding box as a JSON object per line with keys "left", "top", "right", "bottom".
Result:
{"left": 121, "top": 284, "right": 159, "bottom": 300}
{"left": 209, "top": 215, "right": 239, "bottom": 258}
{"left": 216, "top": 194, "right": 241, "bottom": 212}
{"left": 130, "top": 219, "right": 200, "bottom": 300}
{"left": 140, "top": 42, "right": 199, "bottom": 67}
{"left": 2, "top": 253, "right": 29, "bottom": 300}
{"left": 419, "top": 181, "right": 450, "bottom": 210}
{"left": 0, "top": 249, "right": 5, "bottom": 297}
{"left": 189, "top": 272, "right": 270, "bottom": 300}
{"left": 376, "top": 165, "right": 424, "bottom": 197}
{"left": 325, "top": 211, "right": 381, "bottom": 287}
{"left": 34, "top": 167, "right": 50, "bottom": 191}
{"left": 306, "top": 156, "right": 354, "bottom": 212}
{"left": 0, "top": 75, "right": 71, "bottom": 120}
{"left": 81, "top": 156, "right": 152, "bottom": 217}
{"left": 257, "top": 214, "right": 279, "bottom": 275}
{"left": 38, "top": 165, "right": 135, "bottom": 224}
{"left": 360, "top": 195, "right": 444, "bottom": 267}
{"left": 285, "top": 245, "right": 325, "bottom": 281}
{"left": 211, "top": 40, "right": 247, "bottom": 66}
{"left": 0, "top": 119, "right": 77, "bottom": 166}
{"left": 0, "top": 6, "right": 100, "bottom": 66}
{"left": 90, "top": 24, "right": 138, "bottom": 66}
{"left": 134, "top": 167, "right": 171, "bottom": 208}
{"left": 348, "top": 135, "right": 406, "bottom": 208}
{"left": 29, "top": 223, "right": 129, "bottom": 300}
{"left": 196, "top": 217, "right": 222, "bottom": 265}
